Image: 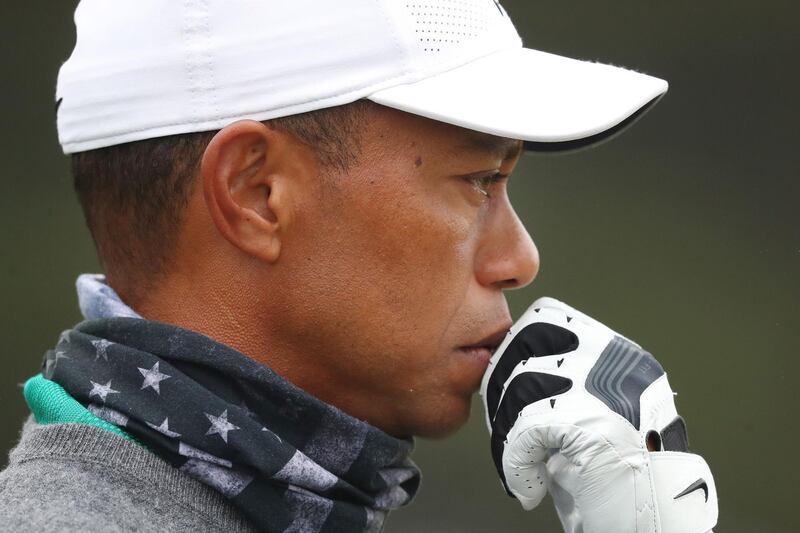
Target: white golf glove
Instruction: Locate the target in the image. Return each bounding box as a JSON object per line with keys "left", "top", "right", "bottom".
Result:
{"left": 480, "top": 297, "right": 718, "bottom": 533}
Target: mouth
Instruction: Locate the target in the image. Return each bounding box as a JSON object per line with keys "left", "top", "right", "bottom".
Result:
{"left": 457, "top": 326, "right": 511, "bottom": 364}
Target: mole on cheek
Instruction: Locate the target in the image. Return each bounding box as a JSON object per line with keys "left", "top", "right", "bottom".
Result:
{"left": 414, "top": 156, "right": 423, "bottom": 168}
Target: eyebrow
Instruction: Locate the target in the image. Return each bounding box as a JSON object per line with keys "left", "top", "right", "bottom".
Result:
{"left": 454, "top": 134, "right": 523, "bottom": 161}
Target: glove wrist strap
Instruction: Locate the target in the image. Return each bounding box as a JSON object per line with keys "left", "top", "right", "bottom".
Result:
{"left": 650, "top": 451, "right": 718, "bottom": 533}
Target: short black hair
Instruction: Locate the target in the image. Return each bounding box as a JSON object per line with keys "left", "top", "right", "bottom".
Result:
{"left": 72, "top": 100, "right": 375, "bottom": 304}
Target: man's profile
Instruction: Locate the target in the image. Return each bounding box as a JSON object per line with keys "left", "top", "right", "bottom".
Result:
{"left": 0, "top": 1, "right": 718, "bottom": 532}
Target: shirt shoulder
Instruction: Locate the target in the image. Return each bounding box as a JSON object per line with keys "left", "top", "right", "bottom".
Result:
{"left": 0, "top": 419, "right": 256, "bottom": 533}
{"left": 0, "top": 454, "right": 133, "bottom": 532}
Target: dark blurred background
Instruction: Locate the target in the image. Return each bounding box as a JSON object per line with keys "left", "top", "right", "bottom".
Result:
{"left": 1, "top": 1, "right": 797, "bottom": 531}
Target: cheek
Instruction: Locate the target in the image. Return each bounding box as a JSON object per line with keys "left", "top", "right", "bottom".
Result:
{"left": 293, "top": 182, "right": 478, "bottom": 370}
{"left": 349, "top": 192, "right": 476, "bottom": 340}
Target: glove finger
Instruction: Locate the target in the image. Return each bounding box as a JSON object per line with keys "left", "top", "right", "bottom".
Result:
{"left": 490, "top": 369, "right": 572, "bottom": 491}
{"left": 502, "top": 415, "right": 586, "bottom": 512}
{"left": 503, "top": 459, "right": 549, "bottom": 511}
{"left": 532, "top": 296, "right": 617, "bottom": 336}
{"left": 484, "top": 321, "right": 577, "bottom": 420}
{"left": 533, "top": 296, "right": 643, "bottom": 348}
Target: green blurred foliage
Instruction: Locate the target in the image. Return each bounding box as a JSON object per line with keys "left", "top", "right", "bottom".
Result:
{"left": 1, "top": 1, "right": 797, "bottom": 531}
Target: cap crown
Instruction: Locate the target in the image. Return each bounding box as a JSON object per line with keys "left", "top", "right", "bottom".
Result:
{"left": 57, "top": 0, "right": 521, "bottom": 153}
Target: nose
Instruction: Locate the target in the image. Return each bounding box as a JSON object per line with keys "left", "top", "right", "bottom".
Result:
{"left": 474, "top": 197, "right": 539, "bottom": 290}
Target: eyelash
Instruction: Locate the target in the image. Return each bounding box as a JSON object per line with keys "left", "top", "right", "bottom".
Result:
{"left": 469, "top": 172, "right": 506, "bottom": 199}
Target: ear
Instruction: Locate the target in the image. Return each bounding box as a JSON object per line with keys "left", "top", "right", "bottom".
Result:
{"left": 201, "top": 120, "right": 309, "bottom": 264}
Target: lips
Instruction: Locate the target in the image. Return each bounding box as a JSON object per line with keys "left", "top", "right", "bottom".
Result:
{"left": 458, "top": 327, "right": 511, "bottom": 363}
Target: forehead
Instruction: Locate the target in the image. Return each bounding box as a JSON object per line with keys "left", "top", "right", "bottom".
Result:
{"left": 453, "top": 132, "right": 522, "bottom": 161}
{"left": 368, "top": 104, "right": 522, "bottom": 161}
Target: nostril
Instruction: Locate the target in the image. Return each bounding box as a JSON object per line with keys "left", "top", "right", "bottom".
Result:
{"left": 498, "top": 277, "right": 519, "bottom": 289}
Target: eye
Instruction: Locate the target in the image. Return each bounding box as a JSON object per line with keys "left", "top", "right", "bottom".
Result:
{"left": 468, "top": 172, "right": 507, "bottom": 199}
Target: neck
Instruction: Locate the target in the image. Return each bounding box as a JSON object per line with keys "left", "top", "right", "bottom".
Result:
{"left": 129, "top": 273, "right": 400, "bottom": 436}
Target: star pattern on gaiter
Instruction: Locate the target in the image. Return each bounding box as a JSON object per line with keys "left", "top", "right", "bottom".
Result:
{"left": 45, "top": 350, "right": 70, "bottom": 375}
{"left": 147, "top": 417, "right": 181, "bottom": 438}
{"left": 138, "top": 362, "right": 171, "bottom": 394}
{"left": 50, "top": 266, "right": 423, "bottom": 533}
{"left": 205, "top": 409, "right": 240, "bottom": 443}
{"left": 91, "top": 339, "right": 114, "bottom": 361}
{"left": 88, "top": 380, "right": 119, "bottom": 402}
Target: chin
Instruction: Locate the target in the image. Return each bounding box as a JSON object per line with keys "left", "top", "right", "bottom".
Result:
{"left": 403, "top": 394, "right": 473, "bottom": 439}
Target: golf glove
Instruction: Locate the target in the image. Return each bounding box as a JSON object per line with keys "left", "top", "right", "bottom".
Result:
{"left": 480, "top": 297, "right": 718, "bottom": 533}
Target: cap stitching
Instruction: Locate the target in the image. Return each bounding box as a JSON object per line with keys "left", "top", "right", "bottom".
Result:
{"left": 182, "top": 0, "right": 219, "bottom": 124}
{"left": 376, "top": 0, "right": 411, "bottom": 80}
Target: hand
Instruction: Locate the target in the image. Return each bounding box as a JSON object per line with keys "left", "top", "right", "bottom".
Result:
{"left": 479, "top": 297, "right": 718, "bottom": 533}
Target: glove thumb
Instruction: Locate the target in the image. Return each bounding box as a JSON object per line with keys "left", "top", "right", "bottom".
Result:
{"left": 502, "top": 440, "right": 549, "bottom": 511}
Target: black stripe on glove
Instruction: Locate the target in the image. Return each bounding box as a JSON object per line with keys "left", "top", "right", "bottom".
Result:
{"left": 490, "top": 371, "right": 573, "bottom": 493}
{"left": 486, "top": 322, "right": 578, "bottom": 494}
{"left": 486, "top": 322, "right": 577, "bottom": 421}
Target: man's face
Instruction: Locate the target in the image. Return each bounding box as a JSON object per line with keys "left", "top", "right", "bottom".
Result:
{"left": 268, "top": 106, "right": 539, "bottom": 438}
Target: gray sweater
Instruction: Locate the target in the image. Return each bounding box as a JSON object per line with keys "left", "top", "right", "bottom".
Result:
{"left": 0, "top": 418, "right": 258, "bottom": 532}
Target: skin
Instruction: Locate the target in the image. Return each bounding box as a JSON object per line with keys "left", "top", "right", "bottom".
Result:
{"left": 136, "top": 105, "right": 539, "bottom": 438}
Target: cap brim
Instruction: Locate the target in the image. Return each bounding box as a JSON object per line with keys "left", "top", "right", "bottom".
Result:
{"left": 367, "top": 47, "right": 668, "bottom": 149}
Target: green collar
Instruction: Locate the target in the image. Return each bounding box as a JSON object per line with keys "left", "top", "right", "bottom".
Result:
{"left": 24, "top": 374, "right": 139, "bottom": 445}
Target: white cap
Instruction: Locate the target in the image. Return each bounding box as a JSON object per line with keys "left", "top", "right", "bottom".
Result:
{"left": 56, "top": 0, "right": 668, "bottom": 154}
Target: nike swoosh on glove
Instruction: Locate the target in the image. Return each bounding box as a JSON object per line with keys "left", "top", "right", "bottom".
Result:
{"left": 479, "top": 297, "right": 718, "bottom": 533}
